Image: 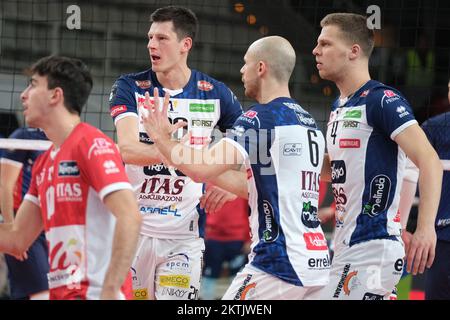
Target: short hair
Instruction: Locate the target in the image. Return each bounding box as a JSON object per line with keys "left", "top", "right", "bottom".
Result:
{"left": 27, "top": 56, "right": 93, "bottom": 115}
{"left": 150, "top": 6, "right": 198, "bottom": 43}
{"left": 320, "top": 13, "right": 375, "bottom": 58}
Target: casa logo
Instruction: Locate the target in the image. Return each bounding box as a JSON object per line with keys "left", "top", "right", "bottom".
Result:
{"left": 197, "top": 80, "right": 214, "bottom": 91}
{"left": 234, "top": 274, "right": 256, "bottom": 300}
{"left": 333, "top": 264, "right": 360, "bottom": 298}
{"left": 283, "top": 143, "right": 302, "bottom": 156}
{"left": 308, "top": 254, "right": 331, "bottom": 270}
{"left": 87, "top": 138, "right": 115, "bottom": 159}
{"left": 133, "top": 288, "right": 148, "bottom": 300}
{"left": 393, "top": 258, "right": 403, "bottom": 275}
{"left": 339, "top": 139, "right": 360, "bottom": 148}
{"left": 331, "top": 160, "right": 346, "bottom": 184}
{"left": 303, "top": 232, "right": 328, "bottom": 250}
{"left": 135, "top": 80, "right": 151, "bottom": 89}
{"left": 231, "top": 125, "right": 245, "bottom": 137}
{"left": 396, "top": 105, "right": 410, "bottom": 118}
{"left": 262, "top": 200, "right": 279, "bottom": 243}
{"left": 166, "top": 253, "right": 190, "bottom": 272}
{"left": 343, "top": 120, "right": 359, "bottom": 129}
{"left": 343, "top": 110, "right": 362, "bottom": 119}
{"left": 301, "top": 201, "right": 320, "bottom": 228}
{"left": 243, "top": 110, "right": 258, "bottom": 119}
{"left": 103, "top": 160, "right": 120, "bottom": 174}
{"left": 362, "top": 292, "right": 384, "bottom": 300}
{"left": 363, "top": 174, "right": 391, "bottom": 217}
{"left": 110, "top": 105, "right": 127, "bottom": 118}
{"left": 189, "top": 103, "right": 215, "bottom": 113}
{"left": 58, "top": 161, "right": 79, "bottom": 177}
{"left": 191, "top": 119, "right": 213, "bottom": 128}
{"left": 159, "top": 275, "right": 190, "bottom": 289}
{"left": 360, "top": 90, "right": 370, "bottom": 97}
{"left": 140, "top": 205, "right": 181, "bottom": 217}
{"left": 190, "top": 136, "right": 209, "bottom": 145}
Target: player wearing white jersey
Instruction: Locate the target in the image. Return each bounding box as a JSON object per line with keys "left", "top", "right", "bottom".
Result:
{"left": 141, "top": 36, "right": 330, "bottom": 300}
{"left": 109, "top": 6, "right": 243, "bottom": 300}
{"left": 312, "top": 13, "right": 442, "bottom": 299}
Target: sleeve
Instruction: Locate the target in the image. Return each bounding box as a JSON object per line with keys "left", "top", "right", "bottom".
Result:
{"left": 1, "top": 128, "right": 28, "bottom": 167}
{"left": 223, "top": 106, "right": 270, "bottom": 164}
{"left": 367, "top": 88, "right": 417, "bottom": 140}
{"left": 109, "top": 76, "right": 139, "bottom": 125}
{"left": 23, "top": 153, "right": 44, "bottom": 207}
{"left": 77, "top": 131, "right": 133, "bottom": 201}
{"left": 216, "top": 84, "right": 244, "bottom": 131}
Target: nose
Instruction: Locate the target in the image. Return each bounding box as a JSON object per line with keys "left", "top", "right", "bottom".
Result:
{"left": 240, "top": 65, "right": 245, "bottom": 75}
{"left": 312, "top": 45, "right": 319, "bottom": 56}
{"left": 20, "top": 86, "right": 29, "bottom": 102}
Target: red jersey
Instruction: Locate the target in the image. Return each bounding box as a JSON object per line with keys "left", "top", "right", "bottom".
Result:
{"left": 25, "top": 123, "right": 133, "bottom": 300}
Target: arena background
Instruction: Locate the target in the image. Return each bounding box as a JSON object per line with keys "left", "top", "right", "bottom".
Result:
{"left": 0, "top": 0, "right": 449, "bottom": 300}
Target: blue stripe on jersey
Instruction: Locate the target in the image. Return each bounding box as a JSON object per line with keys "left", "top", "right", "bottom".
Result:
{"left": 350, "top": 131, "right": 399, "bottom": 246}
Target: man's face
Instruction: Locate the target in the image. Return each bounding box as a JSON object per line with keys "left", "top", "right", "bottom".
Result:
{"left": 240, "top": 50, "right": 260, "bottom": 100}
{"left": 20, "top": 74, "right": 52, "bottom": 128}
{"left": 312, "top": 25, "right": 351, "bottom": 81}
{"left": 147, "top": 21, "right": 187, "bottom": 73}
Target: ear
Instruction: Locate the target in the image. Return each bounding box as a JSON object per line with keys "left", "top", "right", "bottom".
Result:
{"left": 181, "top": 37, "right": 193, "bottom": 54}
{"left": 257, "top": 61, "right": 267, "bottom": 76}
{"left": 349, "top": 44, "right": 361, "bottom": 60}
{"left": 49, "top": 87, "right": 64, "bottom": 106}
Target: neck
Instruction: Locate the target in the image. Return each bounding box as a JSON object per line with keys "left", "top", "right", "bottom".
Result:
{"left": 42, "top": 112, "right": 81, "bottom": 148}
{"left": 335, "top": 63, "right": 371, "bottom": 99}
{"left": 258, "top": 79, "right": 291, "bottom": 104}
{"left": 156, "top": 64, "right": 191, "bottom": 90}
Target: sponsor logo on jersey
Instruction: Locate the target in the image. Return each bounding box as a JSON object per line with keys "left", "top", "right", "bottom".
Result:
{"left": 135, "top": 80, "right": 151, "bottom": 89}
{"left": 308, "top": 254, "right": 331, "bottom": 270}
{"left": 166, "top": 253, "right": 190, "bottom": 272}
{"left": 243, "top": 110, "right": 258, "bottom": 119}
{"left": 110, "top": 105, "right": 128, "bottom": 118}
{"left": 362, "top": 292, "right": 384, "bottom": 300}
{"left": 343, "top": 120, "right": 359, "bottom": 129}
{"left": 87, "top": 138, "right": 116, "bottom": 159}
{"left": 234, "top": 274, "right": 256, "bottom": 300}
{"left": 159, "top": 275, "right": 190, "bottom": 288}
{"left": 343, "top": 110, "right": 362, "bottom": 119}
{"left": 139, "top": 177, "right": 185, "bottom": 201}
{"left": 384, "top": 90, "right": 397, "bottom": 98}
{"left": 189, "top": 103, "right": 215, "bottom": 113}
{"left": 133, "top": 288, "right": 148, "bottom": 300}
{"left": 396, "top": 105, "right": 410, "bottom": 118}
{"left": 393, "top": 210, "right": 401, "bottom": 223}
{"left": 301, "top": 171, "right": 320, "bottom": 192}
{"left": 103, "top": 160, "right": 120, "bottom": 174}
{"left": 161, "top": 287, "right": 188, "bottom": 298}
{"left": 437, "top": 218, "right": 450, "bottom": 228}
{"left": 331, "top": 160, "right": 346, "bottom": 183}
{"left": 334, "top": 264, "right": 360, "bottom": 298}
{"left": 283, "top": 143, "right": 302, "bottom": 156}
{"left": 190, "top": 136, "right": 209, "bottom": 145}
{"left": 360, "top": 90, "right": 370, "bottom": 97}
{"left": 296, "top": 113, "right": 316, "bottom": 126}
{"left": 197, "top": 80, "right": 214, "bottom": 92}
{"left": 191, "top": 119, "right": 214, "bottom": 128}
{"left": 262, "top": 200, "right": 279, "bottom": 243}
{"left": 56, "top": 183, "right": 82, "bottom": 202}
{"left": 301, "top": 201, "right": 320, "bottom": 228}
{"left": 139, "top": 132, "right": 153, "bottom": 144}
{"left": 339, "top": 139, "right": 360, "bottom": 148}
{"left": 139, "top": 205, "right": 181, "bottom": 217}
{"left": 284, "top": 102, "right": 306, "bottom": 113}
{"left": 58, "top": 161, "right": 80, "bottom": 177}
{"left": 363, "top": 174, "right": 391, "bottom": 217}
{"left": 303, "top": 232, "right": 328, "bottom": 250}
{"left": 143, "top": 163, "right": 185, "bottom": 177}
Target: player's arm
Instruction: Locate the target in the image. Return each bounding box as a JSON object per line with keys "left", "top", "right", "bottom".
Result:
{"left": 115, "top": 116, "right": 163, "bottom": 166}
{"left": 0, "top": 199, "right": 43, "bottom": 257}
{"left": 321, "top": 153, "right": 331, "bottom": 182}
{"left": 0, "top": 160, "right": 22, "bottom": 223}
{"left": 100, "top": 188, "right": 142, "bottom": 300}
{"left": 208, "top": 168, "right": 248, "bottom": 200}
{"left": 395, "top": 123, "right": 442, "bottom": 275}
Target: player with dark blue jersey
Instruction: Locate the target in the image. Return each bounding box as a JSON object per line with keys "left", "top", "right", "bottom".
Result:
{"left": 109, "top": 6, "right": 243, "bottom": 300}
{"left": 0, "top": 127, "right": 49, "bottom": 299}
{"left": 141, "top": 36, "right": 330, "bottom": 300}
{"left": 313, "top": 13, "right": 442, "bottom": 300}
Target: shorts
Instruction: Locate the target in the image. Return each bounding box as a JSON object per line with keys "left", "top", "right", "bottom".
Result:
{"left": 5, "top": 232, "right": 49, "bottom": 299}
{"left": 425, "top": 239, "right": 450, "bottom": 300}
{"left": 203, "top": 240, "right": 247, "bottom": 278}
{"left": 222, "top": 264, "right": 323, "bottom": 300}
{"left": 313, "top": 238, "right": 404, "bottom": 300}
{"left": 131, "top": 235, "right": 205, "bottom": 300}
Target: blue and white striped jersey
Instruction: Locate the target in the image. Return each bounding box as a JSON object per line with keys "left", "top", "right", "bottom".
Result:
{"left": 225, "top": 97, "right": 330, "bottom": 287}
{"left": 326, "top": 80, "right": 417, "bottom": 252}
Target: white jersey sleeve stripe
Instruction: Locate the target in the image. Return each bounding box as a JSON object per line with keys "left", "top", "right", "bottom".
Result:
{"left": 390, "top": 120, "right": 417, "bottom": 140}
{"left": 24, "top": 194, "right": 40, "bottom": 207}
{"left": 99, "top": 182, "right": 133, "bottom": 201}
{"left": 113, "top": 112, "right": 139, "bottom": 126}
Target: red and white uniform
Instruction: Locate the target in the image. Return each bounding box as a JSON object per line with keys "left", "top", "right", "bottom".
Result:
{"left": 24, "top": 123, "right": 133, "bottom": 300}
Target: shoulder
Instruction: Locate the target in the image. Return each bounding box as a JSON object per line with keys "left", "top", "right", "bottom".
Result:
{"left": 191, "top": 69, "right": 231, "bottom": 92}
{"left": 113, "top": 69, "right": 153, "bottom": 87}
{"left": 366, "top": 81, "right": 409, "bottom": 107}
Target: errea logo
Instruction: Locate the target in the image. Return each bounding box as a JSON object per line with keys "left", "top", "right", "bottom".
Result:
{"left": 396, "top": 106, "right": 410, "bottom": 118}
